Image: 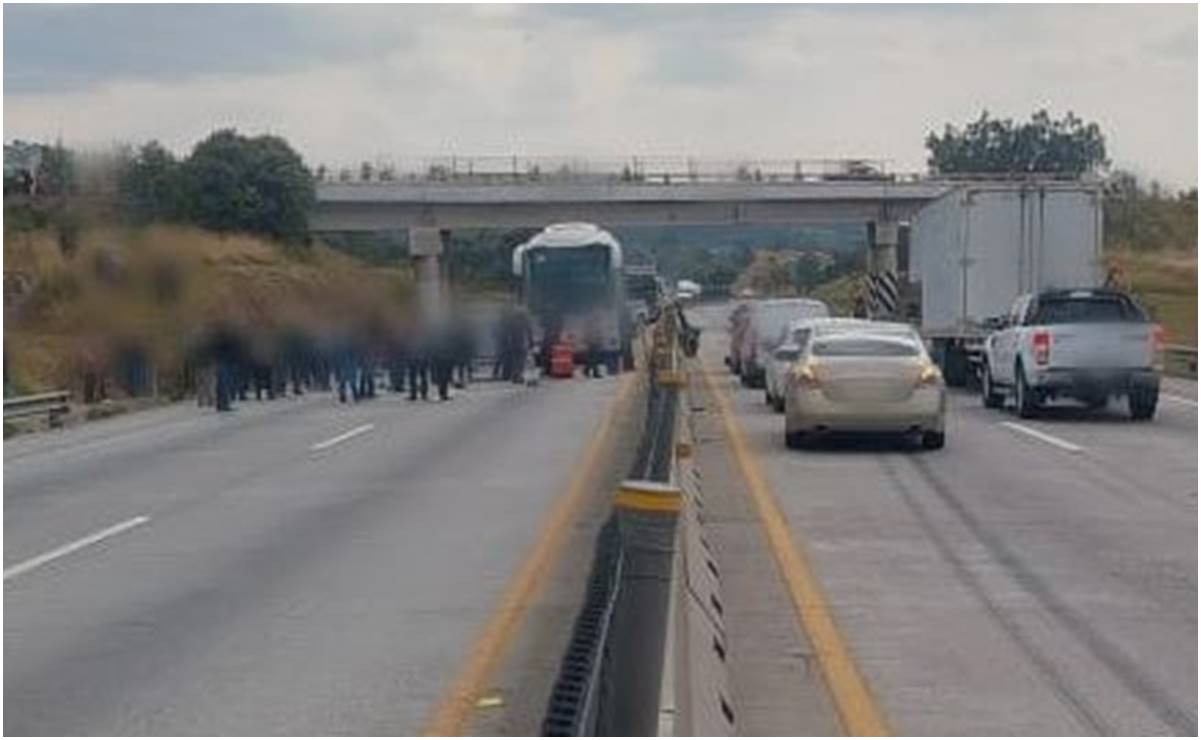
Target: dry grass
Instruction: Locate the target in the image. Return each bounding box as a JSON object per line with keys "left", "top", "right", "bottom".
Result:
{"left": 5, "top": 225, "right": 414, "bottom": 395}
{"left": 1105, "top": 250, "right": 1197, "bottom": 346}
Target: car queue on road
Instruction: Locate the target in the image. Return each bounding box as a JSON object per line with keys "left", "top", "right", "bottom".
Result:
{"left": 724, "top": 287, "right": 1165, "bottom": 452}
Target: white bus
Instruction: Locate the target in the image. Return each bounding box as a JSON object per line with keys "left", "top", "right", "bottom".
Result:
{"left": 512, "top": 223, "right": 633, "bottom": 372}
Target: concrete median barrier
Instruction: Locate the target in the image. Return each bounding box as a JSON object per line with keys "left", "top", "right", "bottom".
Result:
{"left": 542, "top": 304, "right": 733, "bottom": 736}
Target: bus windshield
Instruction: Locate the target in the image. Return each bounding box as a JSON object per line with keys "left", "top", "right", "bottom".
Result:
{"left": 526, "top": 245, "right": 613, "bottom": 316}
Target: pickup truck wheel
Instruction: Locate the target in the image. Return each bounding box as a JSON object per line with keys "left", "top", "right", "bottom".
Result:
{"left": 1015, "top": 362, "right": 1040, "bottom": 418}
{"left": 981, "top": 364, "right": 1004, "bottom": 409}
{"left": 1129, "top": 387, "right": 1158, "bottom": 421}
{"left": 921, "top": 431, "right": 946, "bottom": 450}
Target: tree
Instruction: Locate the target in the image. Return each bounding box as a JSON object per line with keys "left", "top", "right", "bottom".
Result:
{"left": 1103, "top": 169, "right": 1197, "bottom": 252}
{"left": 118, "top": 141, "right": 184, "bottom": 223}
{"left": 179, "top": 129, "right": 315, "bottom": 243}
{"left": 926, "top": 109, "right": 1108, "bottom": 176}
{"left": 37, "top": 140, "right": 76, "bottom": 197}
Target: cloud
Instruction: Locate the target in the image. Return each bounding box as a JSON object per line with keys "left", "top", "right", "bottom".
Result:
{"left": 3, "top": 4, "right": 1196, "bottom": 188}
{"left": 3, "top": 5, "right": 409, "bottom": 93}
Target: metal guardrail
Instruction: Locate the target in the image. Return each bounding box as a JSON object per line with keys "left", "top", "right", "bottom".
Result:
{"left": 3, "top": 391, "right": 70, "bottom": 427}
{"left": 1165, "top": 345, "right": 1197, "bottom": 377}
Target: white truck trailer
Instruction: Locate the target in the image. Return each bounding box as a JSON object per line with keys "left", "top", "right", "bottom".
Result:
{"left": 909, "top": 181, "right": 1104, "bottom": 385}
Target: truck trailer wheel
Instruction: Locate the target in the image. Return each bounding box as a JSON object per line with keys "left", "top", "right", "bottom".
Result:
{"left": 921, "top": 430, "right": 946, "bottom": 450}
{"left": 944, "top": 345, "right": 969, "bottom": 387}
{"left": 785, "top": 429, "right": 807, "bottom": 450}
{"left": 933, "top": 339, "right": 968, "bottom": 388}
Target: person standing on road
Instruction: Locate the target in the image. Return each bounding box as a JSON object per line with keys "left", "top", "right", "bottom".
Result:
{"left": 430, "top": 322, "right": 456, "bottom": 401}
{"left": 451, "top": 314, "right": 476, "bottom": 389}
{"left": 388, "top": 322, "right": 410, "bottom": 394}
{"left": 509, "top": 307, "right": 534, "bottom": 384}
{"left": 583, "top": 313, "right": 604, "bottom": 379}
{"left": 407, "top": 324, "right": 430, "bottom": 401}
{"left": 333, "top": 336, "right": 358, "bottom": 403}
{"left": 209, "top": 324, "right": 245, "bottom": 412}
{"left": 491, "top": 312, "right": 507, "bottom": 380}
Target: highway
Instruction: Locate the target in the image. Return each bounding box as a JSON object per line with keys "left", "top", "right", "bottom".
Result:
{"left": 4, "top": 306, "right": 1197, "bottom": 736}
{"left": 689, "top": 303, "right": 1197, "bottom": 736}
{"left": 4, "top": 377, "right": 633, "bottom": 735}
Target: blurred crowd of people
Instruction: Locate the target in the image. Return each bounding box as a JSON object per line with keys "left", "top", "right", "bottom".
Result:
{"left": 188, "top": 306, "right": 546, "bottom": 412}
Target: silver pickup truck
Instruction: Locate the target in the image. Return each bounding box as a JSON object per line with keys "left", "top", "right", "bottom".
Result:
{"left": 980, "top": 288, "right": 1163, "bottom": 420}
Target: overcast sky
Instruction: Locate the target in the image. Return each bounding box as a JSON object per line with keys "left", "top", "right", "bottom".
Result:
{"left": 4, "top": 4, "right": 1197, "bottom": 188}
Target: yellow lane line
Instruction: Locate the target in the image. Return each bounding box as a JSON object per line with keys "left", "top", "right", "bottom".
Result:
{"left": 701, "top": 366, "right": 891, "bottom": 737}
{"left": 421, "top": 373, "right": 638, "bottom": 736}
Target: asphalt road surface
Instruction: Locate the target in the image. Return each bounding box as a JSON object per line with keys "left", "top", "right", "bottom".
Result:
{"left": 5, "top": 376, "right": 627, "bottom": 735}
{"left": 690, "top": 302, "right": 1197, "bottom": 736}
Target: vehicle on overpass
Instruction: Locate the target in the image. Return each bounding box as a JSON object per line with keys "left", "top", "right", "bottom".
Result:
{"left": 980, "top": 288, "right": 1163, "bottom": 419}
{"left": 784, "top": 326, "right": 946, "bottom": 450}
{"left": 909, "top": 181, "right": 1103, "bottom": 386}
{"left": 512, "top": 222, "right": 634, "bottom": 373}
{"left": 675, "top": 279, "right": 702, "bottom": 303}
{"left": 735, "top": 298, "right": 830, "bottom": 388}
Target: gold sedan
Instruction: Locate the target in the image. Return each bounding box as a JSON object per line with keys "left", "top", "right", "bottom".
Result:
{"left": 784, "top": 330, "right": 946, "bottom": 450}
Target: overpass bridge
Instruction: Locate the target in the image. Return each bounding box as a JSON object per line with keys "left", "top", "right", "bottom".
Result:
{"left": 308, "top": 159, "right": 1084, "bottom": 312}
{"left": 311, "top": 179, "right": 954, "bottom": 231}
{"left": 311, "top": 175, "right": 953, "bottom": 312}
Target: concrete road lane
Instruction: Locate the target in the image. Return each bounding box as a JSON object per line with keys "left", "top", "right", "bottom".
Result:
{"left": 5, "top": 376, "right": 630, "bottom": 735}
{"left": 690, "top": 303, "right": 1196, "bottom": 736}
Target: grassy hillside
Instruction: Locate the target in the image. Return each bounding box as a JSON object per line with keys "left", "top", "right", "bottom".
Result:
{"left": 4, "top": 225, "right": 413, "bottom": 397}
{"left": 1104, "top": 250, "right": 1196, "bottom": 345}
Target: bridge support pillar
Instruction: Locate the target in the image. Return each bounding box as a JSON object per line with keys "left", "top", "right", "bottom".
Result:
{"left": 409, "top": 228, "right": 446, "bottom": 315}
{"left": 867, "top": 220, "right": 900, "bottom": 319}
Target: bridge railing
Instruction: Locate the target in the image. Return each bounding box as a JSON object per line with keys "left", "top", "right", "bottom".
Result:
{"left": 315, "top": 155, "right": 921, "bottom": 186}
{"left": 314, "top": 156, "right": 1102, "bottom": 189}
